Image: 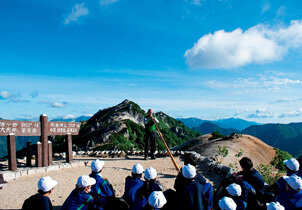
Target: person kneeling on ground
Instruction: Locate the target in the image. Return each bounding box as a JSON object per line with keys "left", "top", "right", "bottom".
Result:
{"left": 179, "top": 164, "right": 206, "bottom": 210}
{"left": 123, "top": 163, "right": 145, "bottom": 209}
{"left": 266, "top": 202, "right": 285, "bottom": 210}
{"left": 61, "top": 175, "right": 96, "bottom": 210}
{"left": 219, "top": 197, "right": 237, "bottom": 210}
{"left": 134, "top": 167, "right": 163, "bottom": 210}
{"left": 174, "top": 154, "right": 213, "bottom": 210}
{"left": 22, "top": 176, "right": 58, "bottom": 210}
{"left": 275, "top": 158, "right": 300, "bottom": 194}
{"left": 89, "top": 159, "right": 115, "bottom": 208}
{"left": 277, "top": 174, "right": 302, "bottom": 209}
{"left": 147, "top": 191, "right": 167, "bottom": 210}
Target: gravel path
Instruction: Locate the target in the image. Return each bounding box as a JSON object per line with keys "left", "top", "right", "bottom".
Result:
{"left": 0, "top": 156, "right": 186, "bottom": 210}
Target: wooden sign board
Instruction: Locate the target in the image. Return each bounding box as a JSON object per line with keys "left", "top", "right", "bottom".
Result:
{"left": 48, "top": 122, "right": 81, "bottom": 135}
{"left": 0, "top": 120, "right": 41, "bottom": 136}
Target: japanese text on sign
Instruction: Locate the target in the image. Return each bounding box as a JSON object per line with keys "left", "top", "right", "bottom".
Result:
{"left": 48, "top": 122, "right": 80, "bottom": 135}
{"left": 0, "top": 120, "right": 41, "bottom": 136}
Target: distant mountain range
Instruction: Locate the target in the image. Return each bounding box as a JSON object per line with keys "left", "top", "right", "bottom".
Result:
{"left": 179, "top": 118, "right": 302, "bottom": 157}
{"left": 242, "top": 123, "right": 302, "bottom": 157}
{"left": 177, "top": 117, "right": 260, "bottom": 131}
{"left": 192, "top": 122, "right": 239, "bottom": 136}
{"left": 51, "top": 115, "right": 91, "bottom": 122}
{"left": 1, "top": 102, "right": 301, "bottom": 158}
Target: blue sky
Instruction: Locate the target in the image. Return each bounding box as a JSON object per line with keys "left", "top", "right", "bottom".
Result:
{"left": 0, "top": 0, "right": 302, "bottom": 123}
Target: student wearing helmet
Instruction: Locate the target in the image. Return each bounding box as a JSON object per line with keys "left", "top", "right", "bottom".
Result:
{"left": 147, "top": 191, "right": 167, "bottom": 210}
{"left": 219, "top": 197, "right": 237, "bottom": 210}
{"left": 174, "top": 155, "right": 213, "bottom": 210}
{"left": 134, "top": 167, "right": 163, "bottom": 210}
{"left": 22, "top": 176, "right": 58, "bottom": 210}
{"left": 266, "top": 202, "right": 285, "bottom": 210}
{"left": 225, "top": 183, "right": 246, "bottom": 210}
{"left": 275, "top": 158, "right": 300, "bottom": 194}
{"left": 123, "top": 163, "right": 145, "bottom": 209}
{"left": 61, "top": 175, "right": 96, "bottom": 210}
{"left": 89, "top": 159, "right": 115, "bottom": 209}
{"left": 277, "top": 174, "right": 302, "bottom": 209}
{"left": 179, "top": 164, "right": 206, "bottom": 210}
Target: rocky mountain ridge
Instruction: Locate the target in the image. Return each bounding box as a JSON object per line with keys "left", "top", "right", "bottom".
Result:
{"left": 73, "top": 99, "right": 200, "bottom": 151}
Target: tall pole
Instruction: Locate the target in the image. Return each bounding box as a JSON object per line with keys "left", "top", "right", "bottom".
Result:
{"left": 7, "top": 133, "right": 17, "bottom": 171}
{"left": 66, "top": 133, "right": 73, "bottom": 163}
{"left": 40, "top": 114, "right": 48, "bottom": 167}
{"left": 36, "top": 142, "right": 42, "bottom": 167}
{"left": 151, "top": 118, "right": 180, "bottom": 172}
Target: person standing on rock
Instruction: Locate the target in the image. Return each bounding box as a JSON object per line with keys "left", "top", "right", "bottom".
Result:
{"left": 144, "top": 109, "right": 159, "bottom": 160}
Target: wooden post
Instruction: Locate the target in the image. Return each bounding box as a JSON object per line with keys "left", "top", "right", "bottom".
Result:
{"left": 66, "top": 133, "right": 72, "bottom": 163}
{"left": 40, "top": 114, "right": 48, "bottom": 167}
{"left": 48, "top": 141, "right": 52, "bottom": 165}
{"left": 36, "top": 142, "right": 42, "bottom": 167}
{"left": 26, "top": 141, "right": 32, "bottom": 167}
{"left": 7, "top": 133, "right": 17, "bottom": 171}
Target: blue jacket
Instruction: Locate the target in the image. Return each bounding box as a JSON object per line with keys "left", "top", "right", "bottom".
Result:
{"left": 231, "top": 196, "right": 246, "bottom": 210}
{"left": 181, "top": 180, "right": 205, "bottom": 210}
{"left": 298, "top": 168, "right": 302, "bottom": 177}
{"left": 133, "top": 180, "right": 163, "bottom": 210}
{"left": 89, "top": 173, "right": 114, "bottom": 206}
{"left": 61, "top": 189, "right": 94, "bottom": 210}
{"left": 122, "top": 176, "right": 144, "bottom": 208}
{"left": 238, "top": 169, "right": 264, "bottom": 194}
{"left": 277, "top": 189, "right": 302, "bottom": 210}
{"left": 174, "top": 170, "right": 212, "bottom": 210}
{"left": 240, "top": 181, "right": 256, "bottom": 202}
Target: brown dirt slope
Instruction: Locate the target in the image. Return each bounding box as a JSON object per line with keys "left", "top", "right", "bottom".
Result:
{"left": 187, "top": 134, "right": 276, "bottom": 169}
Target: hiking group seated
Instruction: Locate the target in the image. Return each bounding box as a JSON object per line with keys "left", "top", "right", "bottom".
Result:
{"left": 22, "top": 155, "right": 302, "bottom": 210}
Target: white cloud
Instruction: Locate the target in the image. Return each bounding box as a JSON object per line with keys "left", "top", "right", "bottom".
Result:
{"left": 261, "top": 2, "right": 271, "bottom": 14}
{"left": 185, "top": 20, "right": 302, "bottom": 69}
{"left": 41, "top": 101, "right": 68, "bottom": 108}
{"left": 63, "top": 114, "right": 76, "bottom": 119}
{"left": 64, "top": 3, "right": 89, "bottom": 24}
{"left": 192, "top": 0, "right": 202, "bottom": 6}
{"left": 100, "top": 0, "right": 119, "bottom": 5}
{"left": 0, "top": 91, "right": 12, "bottom": 99}
{"left": 204, "top": 72, "right": 302, "bottom": 93}
{"left": 51, "top": 102, "right": 67, "bottom": 108}
{"left": 0, "top": 91, "right": 29, "bottom": 103}
{"left": 279, "top": 109, "right": 302, "bottom": 118}
{"left": 247, "top": 108, "right": 276, "bottom": 119}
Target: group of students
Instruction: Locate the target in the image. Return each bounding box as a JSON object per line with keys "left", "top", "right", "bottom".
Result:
{"left": 21, "top": 155, "right": 302, "bottom": 210}
{"left": 216, "top": 156, "right": 302, "bottom": 210}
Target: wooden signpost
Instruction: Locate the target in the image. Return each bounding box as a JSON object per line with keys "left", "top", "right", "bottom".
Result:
{"left": 0, "top": 114, "right": 81, "bottom": 171}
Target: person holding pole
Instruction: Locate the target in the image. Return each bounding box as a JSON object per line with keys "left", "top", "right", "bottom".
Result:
{"left": 144, "top": 109, "right": 159, "bottom": 160}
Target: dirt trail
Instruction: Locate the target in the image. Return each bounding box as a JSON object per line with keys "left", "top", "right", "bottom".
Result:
{"left": 0, "top": 156, "right": 220, "bottom": 210}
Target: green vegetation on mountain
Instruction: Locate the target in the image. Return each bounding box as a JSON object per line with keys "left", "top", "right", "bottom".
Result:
{"left": 192, "top": 122, "right": 239, "bottom": 136}
{"left": 72, "top": 100, "right": 200, "bottom": 151}
{"left": 270, "top": 148, "right": 293, "bottom": 171}
{"left": 242, "top": 123, "right": 302, "bottom": 157}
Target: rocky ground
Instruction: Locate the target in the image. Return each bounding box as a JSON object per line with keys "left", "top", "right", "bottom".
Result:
{"left": 0, "top": 156, "right": 222, "bottom": 210}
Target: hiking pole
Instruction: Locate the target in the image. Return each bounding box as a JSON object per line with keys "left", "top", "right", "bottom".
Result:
{"left": 151, "top": 117, "right": 180, "bottom": 172}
